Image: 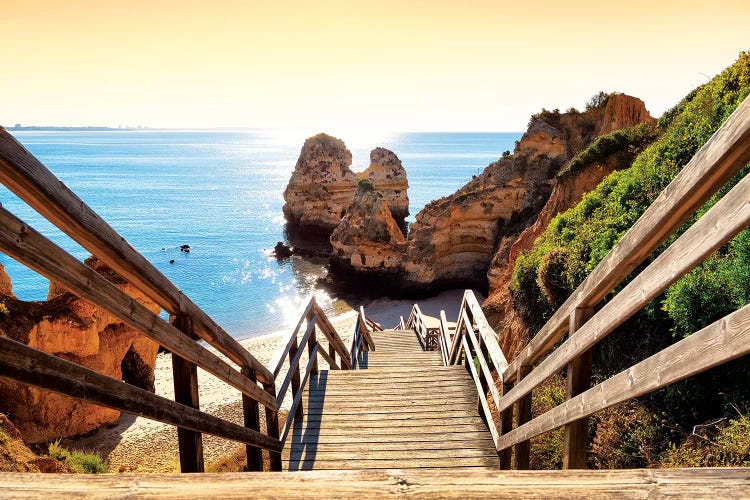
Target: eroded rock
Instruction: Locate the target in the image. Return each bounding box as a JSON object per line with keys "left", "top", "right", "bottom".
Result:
{"left": 357, "top": 147, "right": 409, "bottom": 225}
{"left": 0, "top": 257, "right": 160, "bottom": 443}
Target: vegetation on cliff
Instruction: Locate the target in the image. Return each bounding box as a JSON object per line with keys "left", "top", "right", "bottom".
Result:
{"left": 511, "top": 51, "right": 750, "bottom": 465}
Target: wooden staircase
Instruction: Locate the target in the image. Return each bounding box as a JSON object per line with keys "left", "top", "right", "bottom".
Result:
{"left": 282, "top": 329, "right": 500, "bottom": 471}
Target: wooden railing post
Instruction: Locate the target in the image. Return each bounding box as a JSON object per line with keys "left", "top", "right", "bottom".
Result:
{"left": 308, "top": 315, "right": 319, "bottom": 376}
{"left": 499, "top": 380, "right": 514, "bottom": 469}
{"left": 563, "top": 307, "right": 595, "bottom": 469}
{"left": 289, "top": 336, "right": 303, "bottom": 419}
{"left": 514, "top": 364, "right": 532, "bottom": 469}
{"left": 241, "top": 367, "right": 262, "bottom": 471}
{"left": 262, "top": 380, "right": 282, "bottom": 471}
{"left": 169, "top": 314, "right": 204, "bottom": 473}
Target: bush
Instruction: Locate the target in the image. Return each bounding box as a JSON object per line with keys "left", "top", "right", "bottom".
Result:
{"left": 357, "top": 178, "right": 374, "bottom": 192}
{"left": 48, "top": 440, "right": 107, "bottom": 474}
{"left": 585, "top": 91, "right": 610, "bottom": 111}
{"left": 662, "top": 414, "right": 750, "bottom": 467}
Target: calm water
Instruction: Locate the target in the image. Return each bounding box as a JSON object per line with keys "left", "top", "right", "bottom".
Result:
{"left": 0, "top": 130, "right": 520, "bottom": 338}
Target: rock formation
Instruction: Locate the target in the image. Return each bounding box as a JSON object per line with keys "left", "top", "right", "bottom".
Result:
{"left": 357, "top": 147, "right": 409, "bottom": 225}
{"left": 0, "top": 263, "right": 13, "bottom": 297}
{"left": 283, "top": 133, "right": 358, "bottom": 235}
{"left": 0, "top": 412, "right": 73, "bottom": 472}
{"left": 0, "top": 257, "right": 160, "bottom": 443}
{"left": 329, "top": 184, "right": 406, "bottom": 280}
{"left": 398, "top": 94, "right": 653, "bottom": 295}
{"left": 283, "top": 134, "right": 410, "bottom": 238}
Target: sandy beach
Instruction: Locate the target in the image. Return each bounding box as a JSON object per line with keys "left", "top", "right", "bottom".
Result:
{"left": 65, "top": 289, "right": 470, "bottom": 472}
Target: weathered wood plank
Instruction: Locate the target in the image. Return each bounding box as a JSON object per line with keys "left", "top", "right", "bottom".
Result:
{"left": 170, "top": 314, "right": 204, "bottom": 473}
{"left": 316, "top": 343, "right": 340, "bottom": 370}
{"left": 285, "top": 440, "right": 496, "bottom": 453}
{"left": 0, "top": 208, "right": 277, "bottom": 410}
{"left": 462, "top": 337, "right": 499, "bottom": 446}
{"left": 279, "top": 344, "right": 318, "bottom": 445}
{"left": 514, "top": 364, "right": 532, "bottom": 469}
{"left": 283, "top": 448, "right": 497, "bottom": 461}
{"left": 464, "top": 290, "right": 508, "bottom": 374}
{"left": 1, "top": 468, "right": 748, "bottom": 498}
{"left": 285, "top": 456, "right": 499, "bottom": 470}
{"left": 276, "top": 315, "right": 316, "bottom": 408}
{"left": 287, "top": 430, "right": 497, "bottom": 445}
{"left": 503, "top": 95, "right": 750, "bottom": 384}
{"left": 313, "top": 303, "right": 352, "bottom": 368}
{"left": 497, "top": 170, "right": 750, "bottom": 415}
{"left": 302, "top": 409, "right": 474, "bottom": 420}
{"left": 563, "top": 307, "right": 594, "bottom": 470}
{"left": 0, "top": 337, "right": 281, "bottom": 453}
{"left": 0, "top": 128, "right": 272, "bottom": 382}
{"left": 498, "top": 302, "right": 750, "bottom": 450}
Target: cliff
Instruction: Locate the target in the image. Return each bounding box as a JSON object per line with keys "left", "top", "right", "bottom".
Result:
{"left": 0, "top": 257, "right": 160, "bottom": 443}
{"left": 483, "top": 122, "right": 658, "bottom": 357}
{"left": 400, "top": 93, "right": 653, "bottom": 293}
{"left": 283, "top": 134, "right": 410, "bottom": 237}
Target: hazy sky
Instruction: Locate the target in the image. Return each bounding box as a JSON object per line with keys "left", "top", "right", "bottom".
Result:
{"left": 2, "top": 0, "right": 748, "bottom": 134}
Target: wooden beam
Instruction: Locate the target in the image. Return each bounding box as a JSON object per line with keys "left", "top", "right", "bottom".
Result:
{"left": 1, "top": 468, "right": 749, "bottom": 497}
{"left": 280, "top": 344, "right": 318, "bottom": 445}
{"left": 0, "top": 207, "right": 277, "bottom": 410}
{"left": 0, "top": 128, "right": 272, "bottom": 383}
{"left": 269, "top": 298, "right": 315, "bottom": 378}
{"left": 502, "top": 95, "right": 750, "bottom": 385}
{"left": 262, "top": 380, "right": 282, "bottom": 471}
{"left": 313, "top": 304, "right": 352, "bottom": 368}
{"left": 462, "top": 337, "right": 499, "bottom": 446}
{"left": 170, "top": 314, "right": 204, "bottom": 473}
{"left": 498, "top": 302, "right": 750, "bottom": 450}
{"left": 464, "top": 291, "right": 508, "bottom": 374}
{"left": 317, "top": 343, "right": 340, "bottom": 370}
{"left": 242, "top": 368, "right": 262, "bottom": 472}
{"left": 514, "top": 364, "right": 532, "bottom": 470}
{"left": 499, "top": 380, "right": 514, "bottom": 469}
{"left": 0, "top": 337, "right": 281, "bottom": 453}
{"left": 563, "top": 308, "right": 594, "bottom": 470}
{"left": 276, "top": 316, "right": 316, "bottom": 410}
{"left": 496, "top": 170, "right": 750, "bottom": 415}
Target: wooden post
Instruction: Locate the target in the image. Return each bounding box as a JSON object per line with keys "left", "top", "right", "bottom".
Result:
{"left": 289, "top": 337, "right": 303, "bottom": 419}
{"left": 499, "top": 380, "right": 514, "bottom": 469}
{"left": 514, "top": 364, "right": 532, "bottom": 470}
{"left": 564, "top": 307, "right": 595, "bottom": 469}
{"left": 329, "top": 343, "right": 336, "bottom": 369}
{"left": 262, "top": 380, "right": 282, "bottom": 471}
{"left": 170, "top": 314, "right": 204, "bottom": 473}
{"left": 308, "top": 317, "right": 318, "bottom": 376}
{"left": 241, "top": 368, "right": 262, "bottom": 471}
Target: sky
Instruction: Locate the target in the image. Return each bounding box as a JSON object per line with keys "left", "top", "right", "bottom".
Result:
{"left": 1, "top": 0, "right": 748, "bottom": 134}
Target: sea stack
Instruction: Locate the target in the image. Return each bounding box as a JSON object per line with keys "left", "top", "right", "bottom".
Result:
{"left": 282, "top": 133, "right": 358, "bottom": 236}
{"left": 330, "top": 182, "right": 407, "bottom": 279}
{"left": 357, "top": 147, "right": 410, "bottom": 227}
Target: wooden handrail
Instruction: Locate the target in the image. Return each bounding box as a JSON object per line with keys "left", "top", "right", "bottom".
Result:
{"left": 495, "top": 169, "right": 750, "bottom": 416}
{"left": 0, "top": 128, "right": 272, "bottom": 383}
{"left": 0, "top": 207, "right": 276, "bottom": 410}
{"left": 498, "top": 302, "right": 750, "bottom": 450}
{"left": 502, "top": 95, "right": 750, "bottom": 385}
{"left": 0, "top": 337, "right": 281, "bottom": 453}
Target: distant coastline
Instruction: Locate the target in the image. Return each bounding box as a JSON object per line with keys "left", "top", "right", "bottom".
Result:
{"left": 4, "top": 125, "right": 147, "bottom": 132}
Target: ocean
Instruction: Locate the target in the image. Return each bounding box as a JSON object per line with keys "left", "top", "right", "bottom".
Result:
{"left": 0, "top": 130, "right": 521, "bottom": 338}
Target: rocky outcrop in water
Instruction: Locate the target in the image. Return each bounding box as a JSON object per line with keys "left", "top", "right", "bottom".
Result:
{"left": 329, "top": 185, "right": 406, "bottom": 281}
{"left": 0, "top": 257, "right": 160, "bottom": 443}
{"left": 283, "top": 134, "right": 410, "bottom": 238}
{"left": 357, "top": 148, "right": 409, "bottom": 225}
{"left": 282, "top": 133, "right": 358, "bottom": 235}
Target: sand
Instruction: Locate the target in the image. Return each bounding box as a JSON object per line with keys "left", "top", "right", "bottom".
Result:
{"left": 65, "top": 289, "right": 472, "bottom": 472}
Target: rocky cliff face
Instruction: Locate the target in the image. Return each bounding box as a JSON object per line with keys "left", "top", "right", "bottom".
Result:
{"left": 357, "top": 147, "right": 409, "bottom": 225}
{"left": 0, "top": 257, "right": 160, "bottom": 443}
{"left": 283, "top": 134, "right": 410, "bottom": 238}
{"left": 0, "top": 263, "right": 13, "bottom": 297}
{"left": 401, "top": 94, "right": 652, "bottom": 292}
{"left": 330, "top": 186, "right": 406, "bottom": 280}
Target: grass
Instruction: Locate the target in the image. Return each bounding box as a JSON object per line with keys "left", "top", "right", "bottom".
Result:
{"left": 48, "top": 439, "right": 108, "bottom": 474}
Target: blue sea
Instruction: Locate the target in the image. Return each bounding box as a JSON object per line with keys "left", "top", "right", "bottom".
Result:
{"left": 0, "top": 130, "right": 520, "bottom": 338}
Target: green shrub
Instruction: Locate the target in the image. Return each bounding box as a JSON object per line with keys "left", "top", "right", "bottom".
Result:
{"left": 48, "top": 440, "right": 107, "bottom": 474}
{"left": 662, "top": 414, "right": 750, "bottom": 467}
{"left": 357, "top": 178, "right": 374, "bottom": 192}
